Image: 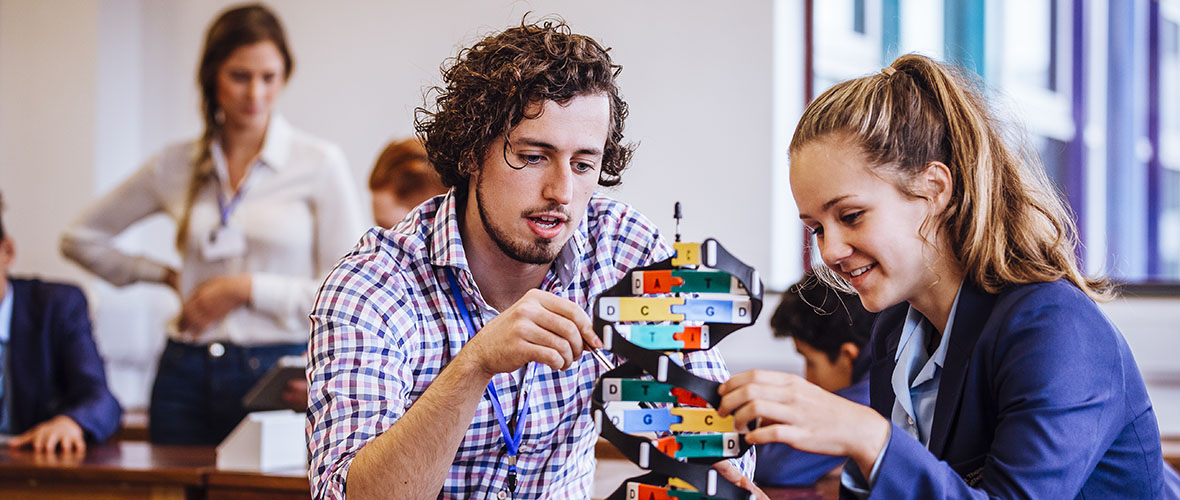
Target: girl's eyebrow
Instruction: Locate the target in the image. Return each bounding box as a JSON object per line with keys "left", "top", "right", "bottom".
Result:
{"left": 798, "top": 194, "right": 854, "bottom": 220}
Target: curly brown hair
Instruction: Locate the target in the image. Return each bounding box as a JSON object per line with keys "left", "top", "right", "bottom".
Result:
{"left": 414, "top": 17, "right": 634, "bottom": 198}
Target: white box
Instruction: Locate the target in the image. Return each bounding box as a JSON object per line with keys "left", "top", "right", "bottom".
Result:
{"left": 216, "top": 410, "right": 306, "bottom": 472}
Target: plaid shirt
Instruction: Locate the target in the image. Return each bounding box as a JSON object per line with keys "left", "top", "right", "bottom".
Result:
{"left": 307, "top": 191, "right": 754, "bottom": 499}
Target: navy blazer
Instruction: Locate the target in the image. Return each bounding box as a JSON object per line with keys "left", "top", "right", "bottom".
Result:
{"left": 6, "top": 278, "right": 121, "bottom": 441}
{"left": 843, "top": 280, "right": 1167, "bottom": 499}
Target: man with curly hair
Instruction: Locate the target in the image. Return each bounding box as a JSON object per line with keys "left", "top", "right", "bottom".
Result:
{"left": 307, "top": 19, "right": 753, "bottom": 499}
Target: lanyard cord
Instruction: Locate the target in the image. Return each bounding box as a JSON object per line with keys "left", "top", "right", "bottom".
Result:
{"left": 443, "top": 267, "right": 529, "bottom": 495}
{"left": 215, "top": 181, "right": 249, "bottom": 227}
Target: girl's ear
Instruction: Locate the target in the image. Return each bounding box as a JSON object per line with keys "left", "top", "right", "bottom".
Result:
{"left": 920, "top": 161, "right": 954, "bottom": 213}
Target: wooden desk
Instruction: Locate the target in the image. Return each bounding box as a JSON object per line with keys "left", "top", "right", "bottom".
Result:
{"left": 0, "top": 439, "right": 836, "bottom": 500}
{"left": 0, "top": 441, "right": 213, "bottom": 500}
{"left": 1164, "top": 437, "right": 1180, "bottom": 472}
{"left": 205, "top": 468, "right": 308, "bottom": 500}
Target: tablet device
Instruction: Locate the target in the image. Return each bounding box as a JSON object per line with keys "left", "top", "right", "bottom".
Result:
{"left": 241, "top": 355, "right": 306, "bottom": 411}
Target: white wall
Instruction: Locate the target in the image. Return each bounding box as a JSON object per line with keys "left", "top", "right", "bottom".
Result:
{"left": 0, "top": 0, "right": 782, "bottom": 409}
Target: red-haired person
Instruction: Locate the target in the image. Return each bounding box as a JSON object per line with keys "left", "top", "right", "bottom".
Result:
{"left": 368, "top": 137, "right": 447, "bottom": 229}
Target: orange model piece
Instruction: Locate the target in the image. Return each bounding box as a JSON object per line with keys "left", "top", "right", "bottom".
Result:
{"left": 656, "top": 436, "right": 681, "bottom": 457}
{"left": 672, "top": 326, "right": 704, "bottom": 349}
{"left": 634, "top": 483, "right": 675, "bottom": 500}
{"left": 671, "top": 387, "right": 709, "bottom": 407}
{"left": 637, "top": 270, "right": 684, "bottom": 294}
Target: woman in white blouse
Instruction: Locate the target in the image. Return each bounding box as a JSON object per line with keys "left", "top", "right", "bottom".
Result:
{"left": 60, "top": 4, "right": 364, "bottom": 445}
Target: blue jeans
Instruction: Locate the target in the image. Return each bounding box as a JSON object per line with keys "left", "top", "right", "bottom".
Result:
{"left": 149, "top": 339, "right": 304, "bottom": 445}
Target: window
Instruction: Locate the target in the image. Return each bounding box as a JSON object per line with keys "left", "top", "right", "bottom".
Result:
{"left": 785, "top": 0, "right": 1180, "bottom": 284}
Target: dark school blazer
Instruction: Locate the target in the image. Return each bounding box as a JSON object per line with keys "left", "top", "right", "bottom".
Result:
{"left": 842, "top": 280, "right": 1167, "bottom": 499}
{"left": 6, "top": 277, "right": 122, "bottom": 441}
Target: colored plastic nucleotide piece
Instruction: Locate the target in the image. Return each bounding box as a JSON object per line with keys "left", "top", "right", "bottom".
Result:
{"left": 655, "top": 436, "right": 681, "bottom": 457}
{"left": 673, "top": 326, "right": 707, "bottom": 349}
{"left": 671, "top": 388, "right": 709, "bottom": 407}
{"left": 672, "top": 270, "right": 738, "bottom": 293}
{"left": 601, "top": 378, "right": 678, "bottom": 403}
{"left": 632, "top": 270, "right": 740, "bottom": 294}
{"left": 598, "top": 297, "right": 685, "bottom": 322}
{"left": 662, "top": 433, "right": 742, "bottom": 459}
{"left": 614, "top": 325, "right": 710, "bottom": 351}
{"left": 622, "top": 408, "right": 682, "bottom": 433}
{"left": 668, "top": 489, "right": 725, "bottom": 500}
{"left": 671, "top": 242, "right": 701, "bottom": 266}
{"left": 632, "top": 270, "right": 682, "bottom": 294}
{"left": 624, "top": 325, "right": 687, "bottom": 350}
{"left": 670, "top": 299, "right": 753, "bottom": 324}
{"left": 627, "top": 483, "right": 675, "bottom": 500}
{"left": 668, "top": 408, "right": 734, "bottom": 433}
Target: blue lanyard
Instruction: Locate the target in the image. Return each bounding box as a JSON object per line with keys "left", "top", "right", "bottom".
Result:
{"left": 443, "top": 267, "right": 530, "bottom": 483}
{"left": 215, "top": 183, "right": 248, "bottom": 227}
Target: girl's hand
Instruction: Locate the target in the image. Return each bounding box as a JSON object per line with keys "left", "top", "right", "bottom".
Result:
{"left": 718, "top": 369, "right": 890, "bottom": 477}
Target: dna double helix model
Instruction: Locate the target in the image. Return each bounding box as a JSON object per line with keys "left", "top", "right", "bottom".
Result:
{"left": 592, "top": 237, "right": 763, "bottom": 500}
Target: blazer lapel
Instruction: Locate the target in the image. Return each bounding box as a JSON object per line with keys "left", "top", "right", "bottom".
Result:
{"left": 926, "top": 283, "right": 996, "bottom": 457}
{"left": 869, "top": 308, "right": 905, "bottom": 417}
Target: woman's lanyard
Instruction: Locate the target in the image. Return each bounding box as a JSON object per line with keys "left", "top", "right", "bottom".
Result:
{"left": 443, "top": 267, "right": 530, "bottom": 497}
{"left": 215, "top": 179, "right": 249, "bottom": 227}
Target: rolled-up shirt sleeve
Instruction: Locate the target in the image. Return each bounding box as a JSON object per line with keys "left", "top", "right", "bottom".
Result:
{"left": 306, "top": 250, "right": 416, "bottom": 499}
{"left": 60, "top": 156, "right": 173, "bottom": 286}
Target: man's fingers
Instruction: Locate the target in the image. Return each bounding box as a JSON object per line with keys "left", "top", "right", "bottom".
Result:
{"left": 520, "top": 342, "right": 568, "bottom": 372}
{"left": 531, "top": 291, "right": 597, "bottom": 348}
{"left": 524, "top": 303, "right": 585, "bottom": 355}
{"left": 519, "top": 323, "right": 575, "bottom": 370}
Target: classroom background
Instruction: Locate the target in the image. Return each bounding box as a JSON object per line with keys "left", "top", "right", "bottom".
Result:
{"left": 0, "top": 0, "right": 1177, "bottom": 436}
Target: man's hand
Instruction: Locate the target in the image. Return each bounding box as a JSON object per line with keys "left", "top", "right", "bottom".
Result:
{"left": 458, "top": 289, "right": 602, "bottom": 376}
{"left": 9, "top": 415, "right": 87, "bottom": 453}
{"left": 718, "top": 369, "right": 890, "bottom": 478}
{"left": 178, "top": 274, "right": 251, "bottom": 338}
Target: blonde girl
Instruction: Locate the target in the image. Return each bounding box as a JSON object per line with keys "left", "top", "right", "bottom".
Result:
{"left": 719, "top": 54, "right": 1171, "bottom": 499}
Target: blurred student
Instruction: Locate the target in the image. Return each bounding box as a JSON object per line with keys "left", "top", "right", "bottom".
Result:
{"left": 368, "top": 137, "right": 447, "bottom": 229}
{"left": 0, "top": 192, "right": 122, "bottom": 453}
{"left": 60, "top": 4, "right": 364, "bottom": 445}
{"left": 755, "top": 272, "right": 875, "bottom": 487}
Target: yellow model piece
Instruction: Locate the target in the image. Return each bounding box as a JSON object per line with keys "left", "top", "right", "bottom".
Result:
{"left": 669, "top": 408, "right": 735, "bottom": 433}
{"left": 615, "top": 297, "right": 685, "bottom": 322}
{"left": 671, "top": 242, "right": 701, "bottom": 267}
{"left": 667, "top": 477, "right": 696, "bottom": 491}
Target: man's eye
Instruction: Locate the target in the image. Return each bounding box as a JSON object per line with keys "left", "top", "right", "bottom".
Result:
{"left": 230, "top": 72, "right": 250, "bottom": 83}
{"left": 521, "top": 155, "right": 544, "bottom": 165}
{"left": 573, "top": 162, "right": 596, "bottom": 173}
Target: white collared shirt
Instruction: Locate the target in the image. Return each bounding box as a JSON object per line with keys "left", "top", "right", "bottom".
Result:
{"left": 62, "top": 115, "right": 366, "bottom": 345}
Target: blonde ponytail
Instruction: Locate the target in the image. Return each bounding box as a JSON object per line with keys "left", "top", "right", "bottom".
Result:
{"left": 791, "top": 53, "right": 1112, "bottom": 301}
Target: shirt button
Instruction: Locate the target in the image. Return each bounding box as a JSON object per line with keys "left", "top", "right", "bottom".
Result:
{"left": 907, "top": 416, "right": 915, "bottom": 426}
{"left": 208, "top": 342, "right": 226, "bottom": 357}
